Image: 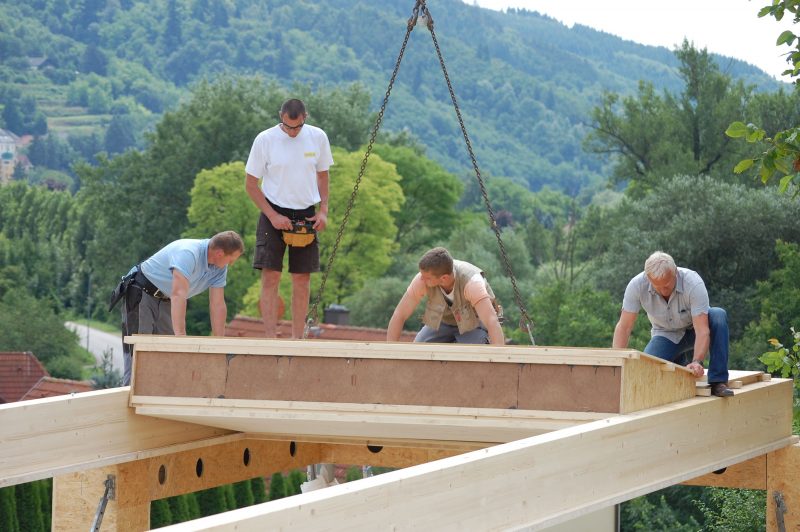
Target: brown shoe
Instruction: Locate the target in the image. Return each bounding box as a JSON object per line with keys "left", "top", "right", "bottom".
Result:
{"left": 710, "top": 382, "right": 734, "bottom": 397}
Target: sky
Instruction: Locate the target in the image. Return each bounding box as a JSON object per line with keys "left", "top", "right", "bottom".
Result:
{"left": 467, "top": 0, "right": 794, "bottom": 79}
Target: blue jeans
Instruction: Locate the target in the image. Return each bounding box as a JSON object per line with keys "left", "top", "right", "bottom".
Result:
{"left": 644, "top": 307, "right": 729, "bottom": 384}
{"left": 415, "top": 323, "right": 489, "bottom": 344}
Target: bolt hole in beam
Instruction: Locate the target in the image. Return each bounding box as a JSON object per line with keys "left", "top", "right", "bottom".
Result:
{"left": 367, "top": 445, "right": 383, "bottom": 454}
{"left": 243, "top": 447, "right": 251, "bottom": 466}
{"left": 195, "top": 458, "right": 204, "bottom": 478}
{"left": 289, "top": 441, "right": 296, "bottom": 457}
{"left": 712, "top": 467, "right": 728, "bottom": 475}
{"left": 158, "top": 464, "right": 167, "bottom": 485}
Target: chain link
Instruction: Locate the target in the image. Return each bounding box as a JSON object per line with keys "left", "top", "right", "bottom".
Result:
{"left": 306, "top": 0, "right": 536, "bottom": 345}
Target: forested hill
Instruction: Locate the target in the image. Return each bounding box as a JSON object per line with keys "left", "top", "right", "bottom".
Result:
{"left": 1, "top": 0, "right": 781, "bottom": 193}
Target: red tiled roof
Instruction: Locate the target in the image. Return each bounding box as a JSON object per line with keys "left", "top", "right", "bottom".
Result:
{"left": 225, "top": 315, "right": 417, "bottom": 342}
{"left": 0, "top": 352, "right": 49, "bottom": 403}
{"left": 20, "top": 377, "right": 94, "bottom": 401}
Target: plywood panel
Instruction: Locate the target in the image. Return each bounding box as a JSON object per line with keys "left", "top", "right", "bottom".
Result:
{"left": 621, "top": 357, "right": 697, "bottom": 413}
{"left": 516, "top": 364, "right": 621, "bottom": 412}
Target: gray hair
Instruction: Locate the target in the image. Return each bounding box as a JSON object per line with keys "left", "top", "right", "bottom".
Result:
{"left": 644, "top": 251, "right": 677, "bottom": 279}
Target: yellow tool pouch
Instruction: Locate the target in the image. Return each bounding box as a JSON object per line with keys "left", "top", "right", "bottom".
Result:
{"left": 282, "top": 221, "right": 316, "bottom": 247}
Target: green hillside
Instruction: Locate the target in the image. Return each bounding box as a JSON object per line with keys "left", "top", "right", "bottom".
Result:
{"left": 0, "top": 0, "right": 783, "bottom": 193}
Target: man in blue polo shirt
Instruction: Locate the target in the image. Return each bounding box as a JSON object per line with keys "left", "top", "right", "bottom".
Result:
{"left": 115, "top": 230, "right": 244, "bottom": 385}
{"left": 612, "top": 251, "right": 733, "bottom": 397}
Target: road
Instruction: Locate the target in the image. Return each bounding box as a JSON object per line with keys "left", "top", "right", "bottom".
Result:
{"left": 65, "top": 321, "right": 124, "bottom": 374}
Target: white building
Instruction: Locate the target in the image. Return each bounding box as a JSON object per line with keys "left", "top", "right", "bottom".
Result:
{"left": 0, "top": 128, "right": 19, "bottom": 184}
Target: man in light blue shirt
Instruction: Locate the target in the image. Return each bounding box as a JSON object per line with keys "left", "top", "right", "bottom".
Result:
{"left": 115, "top": 231, "right": 244, "bottom": 385}
{"left": 612, "top": 251, "right": 733, "bottom": 397}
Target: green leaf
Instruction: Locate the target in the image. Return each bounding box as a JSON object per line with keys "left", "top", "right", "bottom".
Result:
{"left": 777, "top": 30, "right": 797, "bottom": 45}
{"left": 725, "top": 121, "right": 748, "bottom": 138}
{"left": 745, "top": 127, "right": 767, "bottom": 142}
{"left": 778, "top": 173, "right": 794, "bottom": 193}
{"left": 733, "top": 158, "right": 755, "bottom": 174}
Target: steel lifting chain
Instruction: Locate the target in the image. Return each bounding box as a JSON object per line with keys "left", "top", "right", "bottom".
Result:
{"left": 306, "top": 0, "right": 536, "bottom": 345}
{"left": 304, "top": 0, "right": 423, "bottom": 338}
{"left": 421, "top": 2, "right": 536, "bottom": 344}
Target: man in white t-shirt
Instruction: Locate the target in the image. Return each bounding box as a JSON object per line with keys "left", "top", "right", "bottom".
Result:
{"left": 245, "top": 99, "right": 334, "bottom": 338}
{"left": 387, "top": 247, "right": 504, "bottom": 345}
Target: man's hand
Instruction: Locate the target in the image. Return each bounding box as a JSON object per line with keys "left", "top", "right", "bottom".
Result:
{"left": 308, "top": 211, "right": 327, "bottom": 231}
{"left": 269, "top": 212, "right": 292, "bottom": 230}
{"left": 686, "top": 360, "right": 705, "bottom": 378}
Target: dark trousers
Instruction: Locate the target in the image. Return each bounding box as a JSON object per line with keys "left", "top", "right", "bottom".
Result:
{"left": 120, "top": 286, "right": 173, "bottom": 385}
{"left": 643, "top": 307, "right": 730, "bottom": 384}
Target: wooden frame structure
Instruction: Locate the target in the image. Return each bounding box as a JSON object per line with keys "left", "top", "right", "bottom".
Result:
{"left": 0, "top": 335, "right": 797, "bottom": 530}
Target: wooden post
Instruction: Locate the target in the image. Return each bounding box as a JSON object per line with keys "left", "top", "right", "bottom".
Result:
{"left": 767, "top": 443, "right": 800, "bottom": 531}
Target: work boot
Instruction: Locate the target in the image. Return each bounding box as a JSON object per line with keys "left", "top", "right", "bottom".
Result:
{"left": 710, "top": 382, "right": 734, "bottom": 397}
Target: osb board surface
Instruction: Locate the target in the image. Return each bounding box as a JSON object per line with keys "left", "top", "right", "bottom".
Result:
{"left": 134, "top": 351, "right": 623, "bottom": 412}
{"left": 621, "top": 357, "right": 696, "bottom": 413}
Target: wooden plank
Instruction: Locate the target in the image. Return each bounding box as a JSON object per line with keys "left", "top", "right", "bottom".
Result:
{"left": 153, "top": 380, "right": 795, "bottom": 532}
{"left": 0, "top": 388, "right": 234, "bottom": 487}
{"left": 131, "top": 396, "right": 614, "bottom": 444}
{"left": 126, "top": 334, "right": 640, "bottom": 365}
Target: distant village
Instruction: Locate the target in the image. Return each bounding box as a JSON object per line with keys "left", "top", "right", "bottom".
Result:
{"left": 0, "top": 127, "right": 33, "bottom": 185}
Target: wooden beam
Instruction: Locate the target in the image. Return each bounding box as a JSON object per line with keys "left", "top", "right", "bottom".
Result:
{"left": 0, "top": 388, "right": 234, "bottom": 487}
{"left": 126, "top": 334, "right": 644, "bottom": 365}
{"left": 132, "top": 396, "right": 612, "bottom": 444}
{"left": 153, "top": 380, "right": 795, "bottom": 531}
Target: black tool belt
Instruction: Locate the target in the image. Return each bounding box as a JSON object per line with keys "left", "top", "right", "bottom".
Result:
{"left": 134, "top": 270, "right": 170, "bottom": 301}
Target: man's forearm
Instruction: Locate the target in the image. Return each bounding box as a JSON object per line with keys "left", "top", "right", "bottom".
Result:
{"left": 487, "top": 317, "right": 504, "bottom": 346}
{"left": 210, "top": 302, "right": 227, "bottom": 336}
{"left": 317, "top": 171, "right": 329, "bottom": 214}
{"left": 170, "top": 297, "right": 188, "bottom": 335}
{"left": 693, "top": 331, "right": 710, "bottom": 362}
{"left": 612, "top": 325, "right": 630, "bottom": 348}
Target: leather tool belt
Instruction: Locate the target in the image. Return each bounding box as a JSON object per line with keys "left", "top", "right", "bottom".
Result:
{"left": 282, "top": 220, "right": 316, "bottom": 247}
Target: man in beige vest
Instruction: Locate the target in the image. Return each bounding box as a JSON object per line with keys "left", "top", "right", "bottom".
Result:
{"left": 387, "top": 247, "right": 504, "bottom": 345}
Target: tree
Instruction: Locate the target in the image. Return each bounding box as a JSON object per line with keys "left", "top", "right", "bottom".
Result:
{"left": 150, "top": 498, "right": 173, "bottom": 528}
{"left": 195, "top": 486, "right": 227, "bottom": 517}
{"left": 251, "top": 477, "right": 267, "bottom": 504}
{"left": 0, "top": 289, "right": 82, "bottom": 371}
{"left": 726, "top": 1, "right": 800, "bottom": 196}
{"left": 267, "top": 472, "right": 286, "bottom": 501}
{"left": 232, "top": 479, "right": 254, "bottom": 508}
{"left": 0, "top": 486, "right": 19, "bottom": 532}
{"left": 167, "top": 494, "right": 192, "bottom": 523}
{"left": 315, "top": 148, "right": 404, "bottom": 305}
{"left": 15, "top": 482, "right": 45, "bottom": 532}
{"left": 286, "top": 469, "right": 305, "bottom": 496}
{"left": 104, "top": 114, "right": 137, "bottom": 154}
{"left": 585, "top": 41, "right": 754, "bottom": 196}
{"left": 371, "top": 144, "right": 462, "bottom": 254}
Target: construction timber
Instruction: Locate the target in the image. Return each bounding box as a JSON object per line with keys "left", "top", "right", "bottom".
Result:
{"left": 0, "top": 334, "right": 796, "bottom": 531}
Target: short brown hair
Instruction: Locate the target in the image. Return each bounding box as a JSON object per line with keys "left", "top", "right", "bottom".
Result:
{"left": 279, "top": 98, "right": 307, "bottom": 120}
{"left": 210, "top": 231, "right": 244, "bottom": 255}
{"left": 418, "top": 247, "right": 453, "bottom": 276}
